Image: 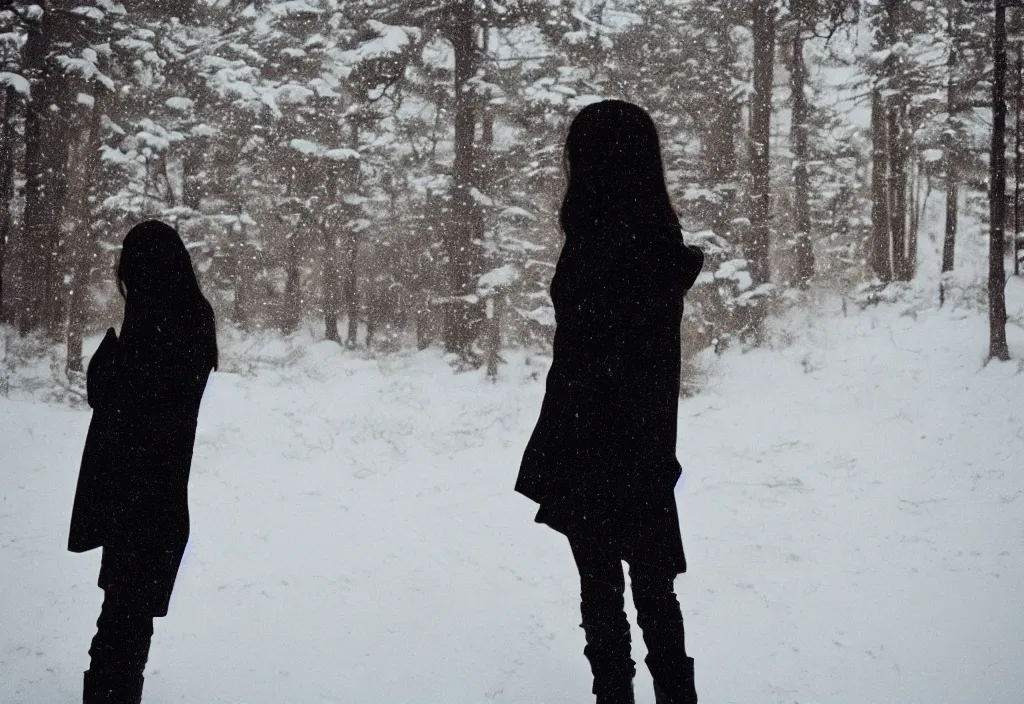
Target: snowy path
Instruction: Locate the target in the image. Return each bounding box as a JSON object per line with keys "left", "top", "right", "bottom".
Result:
{"left": 2, "top": 299, "right": 1023, "bottom": 704}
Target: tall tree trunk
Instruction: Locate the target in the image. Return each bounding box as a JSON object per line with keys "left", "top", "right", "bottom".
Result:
{"left": 344, "top": 230, "right": 359, "bottom": 348}
{"left": 908, "top": 159, "right": 918, "bottom": 259}
{"left": 0, "top": 3, "right": 18, "bottom": 325}
{"left": 66, "top": 97, "right": 104, "bottom": 373}
{"left": 1015, "top": 43, "right": 1022, "bottom": 276}
{"left": 790, "top": 31, "right": 814, "bottom": 288}
{"left": 279, "top": 162, "right": 306, "bottom": 336}
{"left": 479, "top": 89, "right": 500, "bottom": 378}
{"left": 747, "top": 0, "right": 776, "bottom": 288}
{"left": 322, "top": 242, "right": 340, "bottom": 343}
{"left": 0, "top": 86, "right": 16, "bottom": 323}
{"left": 889, "top": 101, "right": 910, "bottom": 280}
{"left": 988, "top": 0, "right": 1010, "bottom": 361}
{"left": 941, "top": 0, "right": 959, "bottom": 284}
{"left": 908, "top": 158, "right": 922, "bottom": 275}
{"left": 883, "top": 0, "right": 912, "bottom": 283}
{"left": 365, "top": 282, "right": 378, "bottom": 350}
{"left": 443, "top": 0, "right": 483, "bottom": 360}
{"left": 20, "top": 10, "right": 57, "bottom": 335}
{"left": 870, "top": 0, "right": 907, "bottom": 284}
{"left": 282, "top": 227, "right": 302, "bottom": 334}
{"left": 942, "top": 175, "right": 959, "bottom": 275}
{"left": 232, "top": 207, "right": 252, "bottom": 333}
{"left": 322, "top": 169, "right": 341, "bottom": 344}
{"left": 485, "top": 295, "right": 500, "bottom": 380}
{"left": 342, "top": 124, "right": 361, "bottom": 349}
{"left": 870, "top": 89, "right": 893, "bottom": 281}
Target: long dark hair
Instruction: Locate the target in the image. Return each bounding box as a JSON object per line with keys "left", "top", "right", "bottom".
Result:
{"left": 559, "top": 100, "right": 680, "bottom": 240}
{"left": 117, "top": 220, "right": 218, "bottom": 370}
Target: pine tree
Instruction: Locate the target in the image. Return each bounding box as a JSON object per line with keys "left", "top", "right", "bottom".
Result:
{"left": 988, "top": 0, "right": 1010, "bottom": 361}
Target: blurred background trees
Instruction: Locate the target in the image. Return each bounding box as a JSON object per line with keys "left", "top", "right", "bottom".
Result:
{"left": 0, "top": 0, "right": 1018, "bottom": 374}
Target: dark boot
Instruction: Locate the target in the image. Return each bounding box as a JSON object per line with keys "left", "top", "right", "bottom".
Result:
{"left": 651, "top": 656, "right": 696, "bottom": 704}
{"left": 583, "top": 619, "right": 635, "bottom": 704}
{"left": 631, "top": 565, "right": 696, "bottom": 704}
{"left": 83, "top": 669, "right": 144, "bottom": 704}
{"left": 596, "top": 681, "right": 635, "bottom": 704}
{"left": 86, "top": 589, "right": 152, "bottom": 704}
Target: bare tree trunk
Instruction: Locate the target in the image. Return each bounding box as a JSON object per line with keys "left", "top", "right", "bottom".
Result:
{"left": 365, "top": 297, "right": 376, "bottom": 349}
{"left": 747, "top": 0, "right": 776, "bottom": 288}
{"left": 279, "top": 162, "right": 308, "bottom": 336}
{"left": 0, "top": 8, "right": 17, "bottom": 326}
{"left": 20, "top": 11, "right": 57, "bottom": 335}
{"left": 322, "top": 169, "right": 341, "bottom": 344}
{"left": 479, "top": 89, "right": 500, "bottom": 377}
{"left": 1015, "top": 42, "right": 1022, "bottom": 276}
{"left": 323, "top": 235, "right": 341, "bottom": 343}
{"left": 282, "top": 227, "right": 302, "bottom": 334}
{"left": 365, "top": 282, "right": 377, "bottom": 350}
{"left": 907, "top": 158, "right": 918, "bottom": 262}
{"left": 870, "top": 89, "right": 893, "bottom": 281}
{"left": 485, "top": 295, "right": 501, "bottom": 380}
{"left": 66, "top": 96, "right": 104, "bottom": 372}
{"left": 343, "top": 230, "right": 359, "bottom": 348}
{"left": 232, "top": 207, "right": 252, "bottom": 333}
{"left": 908, "top": 158, "right": 923, "bottom": 276}
{"left": 889, "top": 101, "right": 910, "bottom": 281}
{"left": 790, "top": 31, "right": 814, "bottom": 288}
{"left": 871, "top": 0, "right": 908, "bottom": 284}
{"left": 941, "top": 176, "right": 959, "bottom": 275}
{"left": 988, "top": 0, "right": 1010, "bottom": 361}
{"left": 442, "top": 0, "right": 484, "bottom": 360}
{"left": 941, "top": 0, "right": 959, "bottom": 285}
{"left": 340, "top": 124, "right": 362, "bottom": 350}
{"left": 0, "top": 86, "right": 16, "bottom": 323}
{"left": 879, "top": 0, "right": 912, "bottom": 283}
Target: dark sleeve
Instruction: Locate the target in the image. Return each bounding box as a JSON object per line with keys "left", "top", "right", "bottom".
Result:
{"left": 86, "top": 328, "right": 119, "bottom": 410}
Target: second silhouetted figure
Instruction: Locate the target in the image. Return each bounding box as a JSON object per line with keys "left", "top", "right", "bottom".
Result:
{"left": 69, "top": 220, "right": 218, "bottom": 704}
{"left": 517, "top": 100, "right": 704, "bottom": 704}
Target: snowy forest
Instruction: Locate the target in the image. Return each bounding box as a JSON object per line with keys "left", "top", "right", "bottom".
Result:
{"left": 0, "top": 0, "right": 1018, "bottom": 376}
{"left": 3, "top": 2, "right": 1024, "bottom": 704}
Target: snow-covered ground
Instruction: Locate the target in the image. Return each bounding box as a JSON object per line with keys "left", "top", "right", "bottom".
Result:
{"left": 2, "top": 284, "right": 1023, "bottom": 704}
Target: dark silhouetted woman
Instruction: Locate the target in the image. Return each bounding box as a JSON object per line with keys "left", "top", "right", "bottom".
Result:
{"left": 69, "top": 220, "right": 218, "bottom": 704}
{"left": 516, "top": 100, "right": 704, "bottom": 704}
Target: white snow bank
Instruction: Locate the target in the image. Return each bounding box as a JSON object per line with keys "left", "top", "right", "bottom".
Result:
{"left": 1, "top": 291, "right": 1022, "bottom": 704}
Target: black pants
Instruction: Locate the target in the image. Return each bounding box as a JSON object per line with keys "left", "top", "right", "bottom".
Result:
{"left": 569, "top": 535, "right": 694, "bottom": 701}
{"left": 88, "top": 588, "right": 154, "bottom": 681}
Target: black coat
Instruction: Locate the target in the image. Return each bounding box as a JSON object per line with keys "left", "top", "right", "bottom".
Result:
{"left": 69, "top": 328, "right": 120, "bottom": 553}
{"left": 516, "top": 225, "right": 704, "bottom": 572}
{"left": 69, "top": 313, "right": 214, "bottom": 616}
